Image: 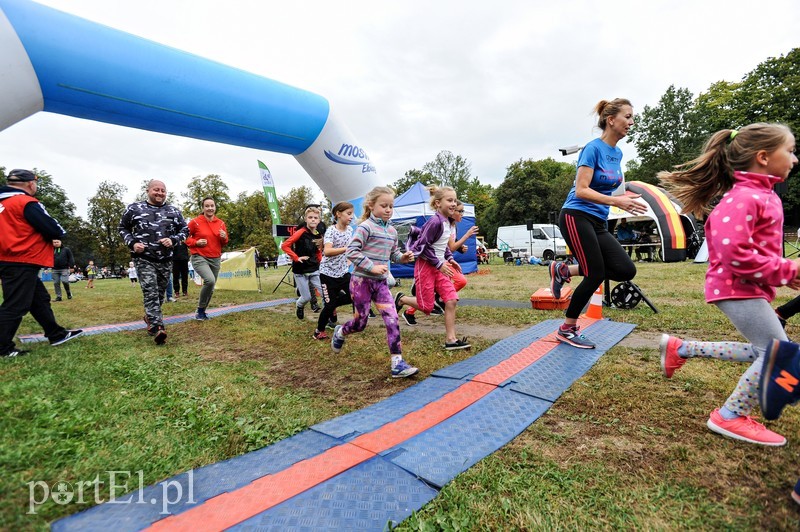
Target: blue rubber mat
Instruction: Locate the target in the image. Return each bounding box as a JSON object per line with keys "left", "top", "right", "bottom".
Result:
{"left": 504, "top": 321, "right": 636, "bottom": 402}
{"left": 51, "top": 430, "right": 342, "bottom": 532}
{"left": 312, "top": 377, "right": 464, "bottom": 441}
{"left": 228, "top": 456, "right": 439, "bottom": 531}
{"left": 431, "top": 320, "right": 562, "bottom": 380}
{"left": 381, "top": 387, "right": 551, "bottom": 488}
{"left": 19, "top": 298, "right": 294, "bottom": 344}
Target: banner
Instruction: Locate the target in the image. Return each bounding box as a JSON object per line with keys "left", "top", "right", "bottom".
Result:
{"left": 215, "top": 247, "right": 260, "bottom": 291}
{"left": 258, "top": 160, "right": 283, "bottom": 247}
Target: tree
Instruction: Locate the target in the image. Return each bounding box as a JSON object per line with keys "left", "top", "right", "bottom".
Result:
{"left": 391, "top": 169, "right": 433, "bottom": 196}
{"left": 180, "top": 174, "right": 231, "bottom": 218}
{"left": 422, "top": 150, "right": 473, "bottom": 195}
{"left": 88, "top": 181, "right": 129, "bottom": 270}
{"left": 224, "top": 190, "right": 277, "bottom": 258}
{"left": 279, "top": 186, "right": 319, "bottom": 225}
{"left": 626, "top": 85, "right": 704, "bottom": 183}
{"left": 482, "top": 158, "right": 574, "bottom": 246}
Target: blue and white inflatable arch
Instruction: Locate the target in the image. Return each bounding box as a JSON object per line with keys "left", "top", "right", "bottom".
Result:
{"left": 0, "top": 0, "right": 381, "bottom": 205}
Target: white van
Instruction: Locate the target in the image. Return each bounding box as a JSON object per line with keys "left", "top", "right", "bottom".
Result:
{"left": 496, "top": 224, "right": 568, "bottom": 261}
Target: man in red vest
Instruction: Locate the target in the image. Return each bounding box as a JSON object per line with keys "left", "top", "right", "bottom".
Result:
{"left": 0, "top": 169, "right": 83, "bottom": 357}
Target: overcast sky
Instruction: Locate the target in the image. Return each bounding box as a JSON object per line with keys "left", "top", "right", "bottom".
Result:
{"left": 1, "top": 0, "right": 798, "bottom": 218}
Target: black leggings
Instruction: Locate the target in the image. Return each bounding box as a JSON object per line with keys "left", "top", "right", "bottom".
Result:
{"left": 317, "top": 273, "right": 352, "bottom": 331}
{"left": 560, "top": 209, "right": 637, "bottom": 319}
{"left": 777, "top": 294, "right": 800, "bottom": 321}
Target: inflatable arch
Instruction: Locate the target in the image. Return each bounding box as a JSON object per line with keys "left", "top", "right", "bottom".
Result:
{"left": 608, "top": 180, "right": 698, "bottom": 263}
{"left": 0, "top": 0, "right": 381, "bottom": 205}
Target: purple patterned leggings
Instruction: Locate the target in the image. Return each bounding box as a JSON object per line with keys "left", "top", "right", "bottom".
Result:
{"left": 341, "top": 275, "right": 402, "bottom": 355}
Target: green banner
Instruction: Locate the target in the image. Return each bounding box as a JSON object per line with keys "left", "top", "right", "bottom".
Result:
{"left": 258, "top": 160, "right": 283, "bottom": 247}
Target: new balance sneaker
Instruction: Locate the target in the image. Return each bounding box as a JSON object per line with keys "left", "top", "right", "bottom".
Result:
{"left": 444, "top": 337, "right": 471, "bottom": 350}
{"left": 331, "top": 325, "right": 345, "bottom": 353}
{"left": 391, "top": 359, "right": 419, "bottom": 378}
{"left": 154, "top": 327, "right": 167, "bottom": 346}
{"left": 556, "top": 325, "right": 595, "bottom": 349}
{"left": 195, "top": 308, "right": 211, "bottom": 321}
{"left": 706, "top": 408, "right": 786, "bottom": 446}
{"left": 50, "top": 329, "right": 84, "bottom": 346}
{"left": 402, "top": 310, "right": 417, "bottom": 326}
{"left": 1, "top": 349, "right": 30, "bottom": 358}
{"left": 549, "top": 260, "right": 571, "bottom": 299}
{"left": 759, "top": 339, "right": 800, "bottom": 420}
{"left": 313, "top": 330, "right": 329, "bottom": 340}
{"left": 394, "top": 292, "right": 405, "bottom": 313}
{"left": 660, "top": 334, "right": 686, "bottom": 378}
{"left": 296, "top": 305, "right": 304, "bottom": 320}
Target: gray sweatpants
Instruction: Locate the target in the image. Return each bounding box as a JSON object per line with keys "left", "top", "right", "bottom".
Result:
{"left": 191, "top": 255, "right": 221, "bottom": 310}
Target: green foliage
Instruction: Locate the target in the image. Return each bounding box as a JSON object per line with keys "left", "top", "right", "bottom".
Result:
{"left": 135, "top": 178, "right": 178, "bottom": 205}
{"left": 626, "top": 85, "right": 704, "bottom": 183}
{"left": 87, "top": 181, "right": 129, "bottom": 269}
{"left": 224, "top": 190, "right": 277, "bottom": 258}
{"left": 482, "top": 158, "right": 574, "bottom": 246}
{"left": 180, "top": 174, "right": 231, "bottom": 218}
{"left": 392, "top": 169, "right": 434, "bottom": 196}
{"left": 279, "top": 185, "right": 319, "bottom": 225}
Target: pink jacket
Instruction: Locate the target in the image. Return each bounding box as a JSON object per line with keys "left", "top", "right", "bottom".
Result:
{"left": 705, "top": 171, "right": 797, "bottom": 303}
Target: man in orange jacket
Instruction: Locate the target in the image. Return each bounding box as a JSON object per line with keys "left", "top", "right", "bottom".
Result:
{"left": 0, "top": 169, "right": 83, "bottom": 357}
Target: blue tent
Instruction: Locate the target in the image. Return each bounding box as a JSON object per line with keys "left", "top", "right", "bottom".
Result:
{"left": 390, "top": 182, "right": 478, "bottom": 278}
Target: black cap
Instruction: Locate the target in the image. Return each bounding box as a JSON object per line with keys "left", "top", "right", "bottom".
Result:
{"left": 7, "top": 169, "right": 37, "bottom": 182}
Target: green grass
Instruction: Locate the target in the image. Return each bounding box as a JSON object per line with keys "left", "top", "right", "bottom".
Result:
{"left": 3, "top": 262, "right": 800, "bottom": 529}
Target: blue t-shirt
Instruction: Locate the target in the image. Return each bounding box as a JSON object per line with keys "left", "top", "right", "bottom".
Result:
{"left": 561, "top": 138, "right": 624, "bottom": 220}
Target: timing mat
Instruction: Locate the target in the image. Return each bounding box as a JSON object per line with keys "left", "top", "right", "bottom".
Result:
{"left": 52, "top": 317, "right": 635, "bottom": 531}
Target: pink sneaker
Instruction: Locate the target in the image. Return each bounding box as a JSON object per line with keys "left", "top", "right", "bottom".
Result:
{"left": 706, "top": 408, "right": 786, "bottom": 446}
{"left": 660, "top": 334, "right": 686, "bottom": 378}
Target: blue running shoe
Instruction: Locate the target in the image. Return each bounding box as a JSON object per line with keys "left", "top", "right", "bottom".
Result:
{"left": 391, "top": 359, "right": 418, "bottom": 378}
{"left": 760, "top": 339, "right": 800, "bottom": 420}
{"left": 549, "top": 260, "right": 570, "bottom": 299}
{"left": 331, "top": 325, "right": 346, "bottom": 354}
{"left": 556, "top": 325, "right": 595, "bottom": 349}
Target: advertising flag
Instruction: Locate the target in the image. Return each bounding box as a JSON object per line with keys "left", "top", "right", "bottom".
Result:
{"left": 259, "top": 160, "right": 283, "bottom": 247}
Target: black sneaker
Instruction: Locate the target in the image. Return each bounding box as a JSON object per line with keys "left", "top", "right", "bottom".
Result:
{"left": 444, "top": 337, "right": 471, "bottom": 350}
{"left": 154, "top": 327, "right": 167, "bottom": 345}
{"left": 394, "top": 292, "right": 405, "bottom": 313}
{"left": 326, "top": 320, "right": 337, "bottom": 330}
{"left": 402, "top": 310, "right": 417, "bottom": 326}
{"left": 777, "top": 311, "right": 787, "bottom": 329}
{"left": 50, "top": 329, "right": 84, "bottom": 346}
{"left": 54, "top": 297, "right": 62, "bottom": 302}
{"left": 67, "top": 294, "right": 72, "bottom": 300}
{"left": 1, "top": 349, "right": 30, "bottom": 358}
{"left": 368, "top": 308, "right": 376, "bottom": 318}
{"left": 430, "top": 304, "right": 444, "bottom": 316}
{"left": 311, "top": 303, "right": 321, "bottom": 313}
{"left": 296, "top": 306, "right": 304, "bottom": 320}
{"left": 147, "top": 325, "right": 158, "bottom": 337}
{"left": 556, "top": 325, "right": 595, "bottom": 349}
{"left": 549, "top": 261, "right": 571, "bottom": 299}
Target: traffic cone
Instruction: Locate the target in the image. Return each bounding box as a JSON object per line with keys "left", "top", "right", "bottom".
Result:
{"left": 581, "top": 283, "right": 603, "bottom": 319}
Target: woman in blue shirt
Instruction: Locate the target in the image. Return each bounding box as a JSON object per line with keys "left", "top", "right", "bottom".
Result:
{"left": 549, "top": 98, "right": 647, "bottom": 348}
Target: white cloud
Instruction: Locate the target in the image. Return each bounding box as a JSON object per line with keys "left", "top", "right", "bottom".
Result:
{"left": 1, "top": 0, "right": 797, "bottom": 218}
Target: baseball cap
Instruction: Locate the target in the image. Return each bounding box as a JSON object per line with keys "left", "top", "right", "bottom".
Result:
{"left": 7, "top": 169, "right": 37, "bottom": 182}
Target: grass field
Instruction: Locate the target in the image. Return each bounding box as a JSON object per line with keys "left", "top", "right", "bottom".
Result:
{"left": 2, "top": 259, "right": 800, "bottom": 530}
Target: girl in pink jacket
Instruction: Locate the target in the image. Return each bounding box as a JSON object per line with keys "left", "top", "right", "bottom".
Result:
{"left": 658, "top": 123, "right": 799, "bottom": 447}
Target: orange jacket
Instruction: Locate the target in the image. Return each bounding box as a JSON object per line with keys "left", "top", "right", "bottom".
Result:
{"left": 186, "top": 215, "right": 229, "bottom": 258}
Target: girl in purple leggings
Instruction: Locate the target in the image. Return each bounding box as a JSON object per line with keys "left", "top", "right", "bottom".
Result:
{"left": 330, "top": 186, "right": 417, "bottom": 378}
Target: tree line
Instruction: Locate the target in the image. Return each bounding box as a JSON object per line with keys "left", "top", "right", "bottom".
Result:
{"left": 2, "top": 48, "right": 796, "bottom": 261}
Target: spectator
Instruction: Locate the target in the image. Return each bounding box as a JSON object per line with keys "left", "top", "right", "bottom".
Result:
{"left": 51, "top": 239, "right": 74, "bottom": 301}
{"left": 0, "top": 169, "right": 83, "bottom": 357}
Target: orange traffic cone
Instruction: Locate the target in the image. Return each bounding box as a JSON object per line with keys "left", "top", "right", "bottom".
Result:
{"left": 581, "top": 283, "right": 603, "bottom": 319}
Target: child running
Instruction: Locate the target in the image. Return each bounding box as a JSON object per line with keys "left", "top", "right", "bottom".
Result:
{"left": 659, "top": 122, "right": 799, "bottom": 446}
{"left": 330, "top": 186, "right": 418, "bottom": 378}
{"left": 313, "top": 201, "right": 354, "bottom": 340}
{"left": 401, "top": 199, "right": 476, "bottom": 325}
{"left": 395, "top": 186, "right": 471, "bottom": 350}
{"left": 281, "top": 206, "right": 324, "bottom": 320}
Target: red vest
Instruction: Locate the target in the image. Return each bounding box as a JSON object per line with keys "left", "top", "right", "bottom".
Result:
{"left": 0, "top": 193, "right": 54, "bottom": 267}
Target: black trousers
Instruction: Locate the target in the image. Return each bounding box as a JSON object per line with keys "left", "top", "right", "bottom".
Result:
{"left": 172, "top": 259, "right": 190, "bottom": 295}
{"left": 560, "top": 209, "right": 637, "bottom": 320}
{"left": 0, "top": 264, "right": 66, "bottom": 354}
{"left": 317, "top": 273, "right": 352, "bottom": 332}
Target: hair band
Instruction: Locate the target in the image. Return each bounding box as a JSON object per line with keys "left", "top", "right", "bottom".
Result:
{"left": 729, "top": 130, "right": 738, "bottom": 141}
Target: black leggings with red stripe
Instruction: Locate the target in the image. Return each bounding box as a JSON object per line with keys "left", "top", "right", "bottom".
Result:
{"left": 560, "top": 209, "right": 637, "bottom": 319}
